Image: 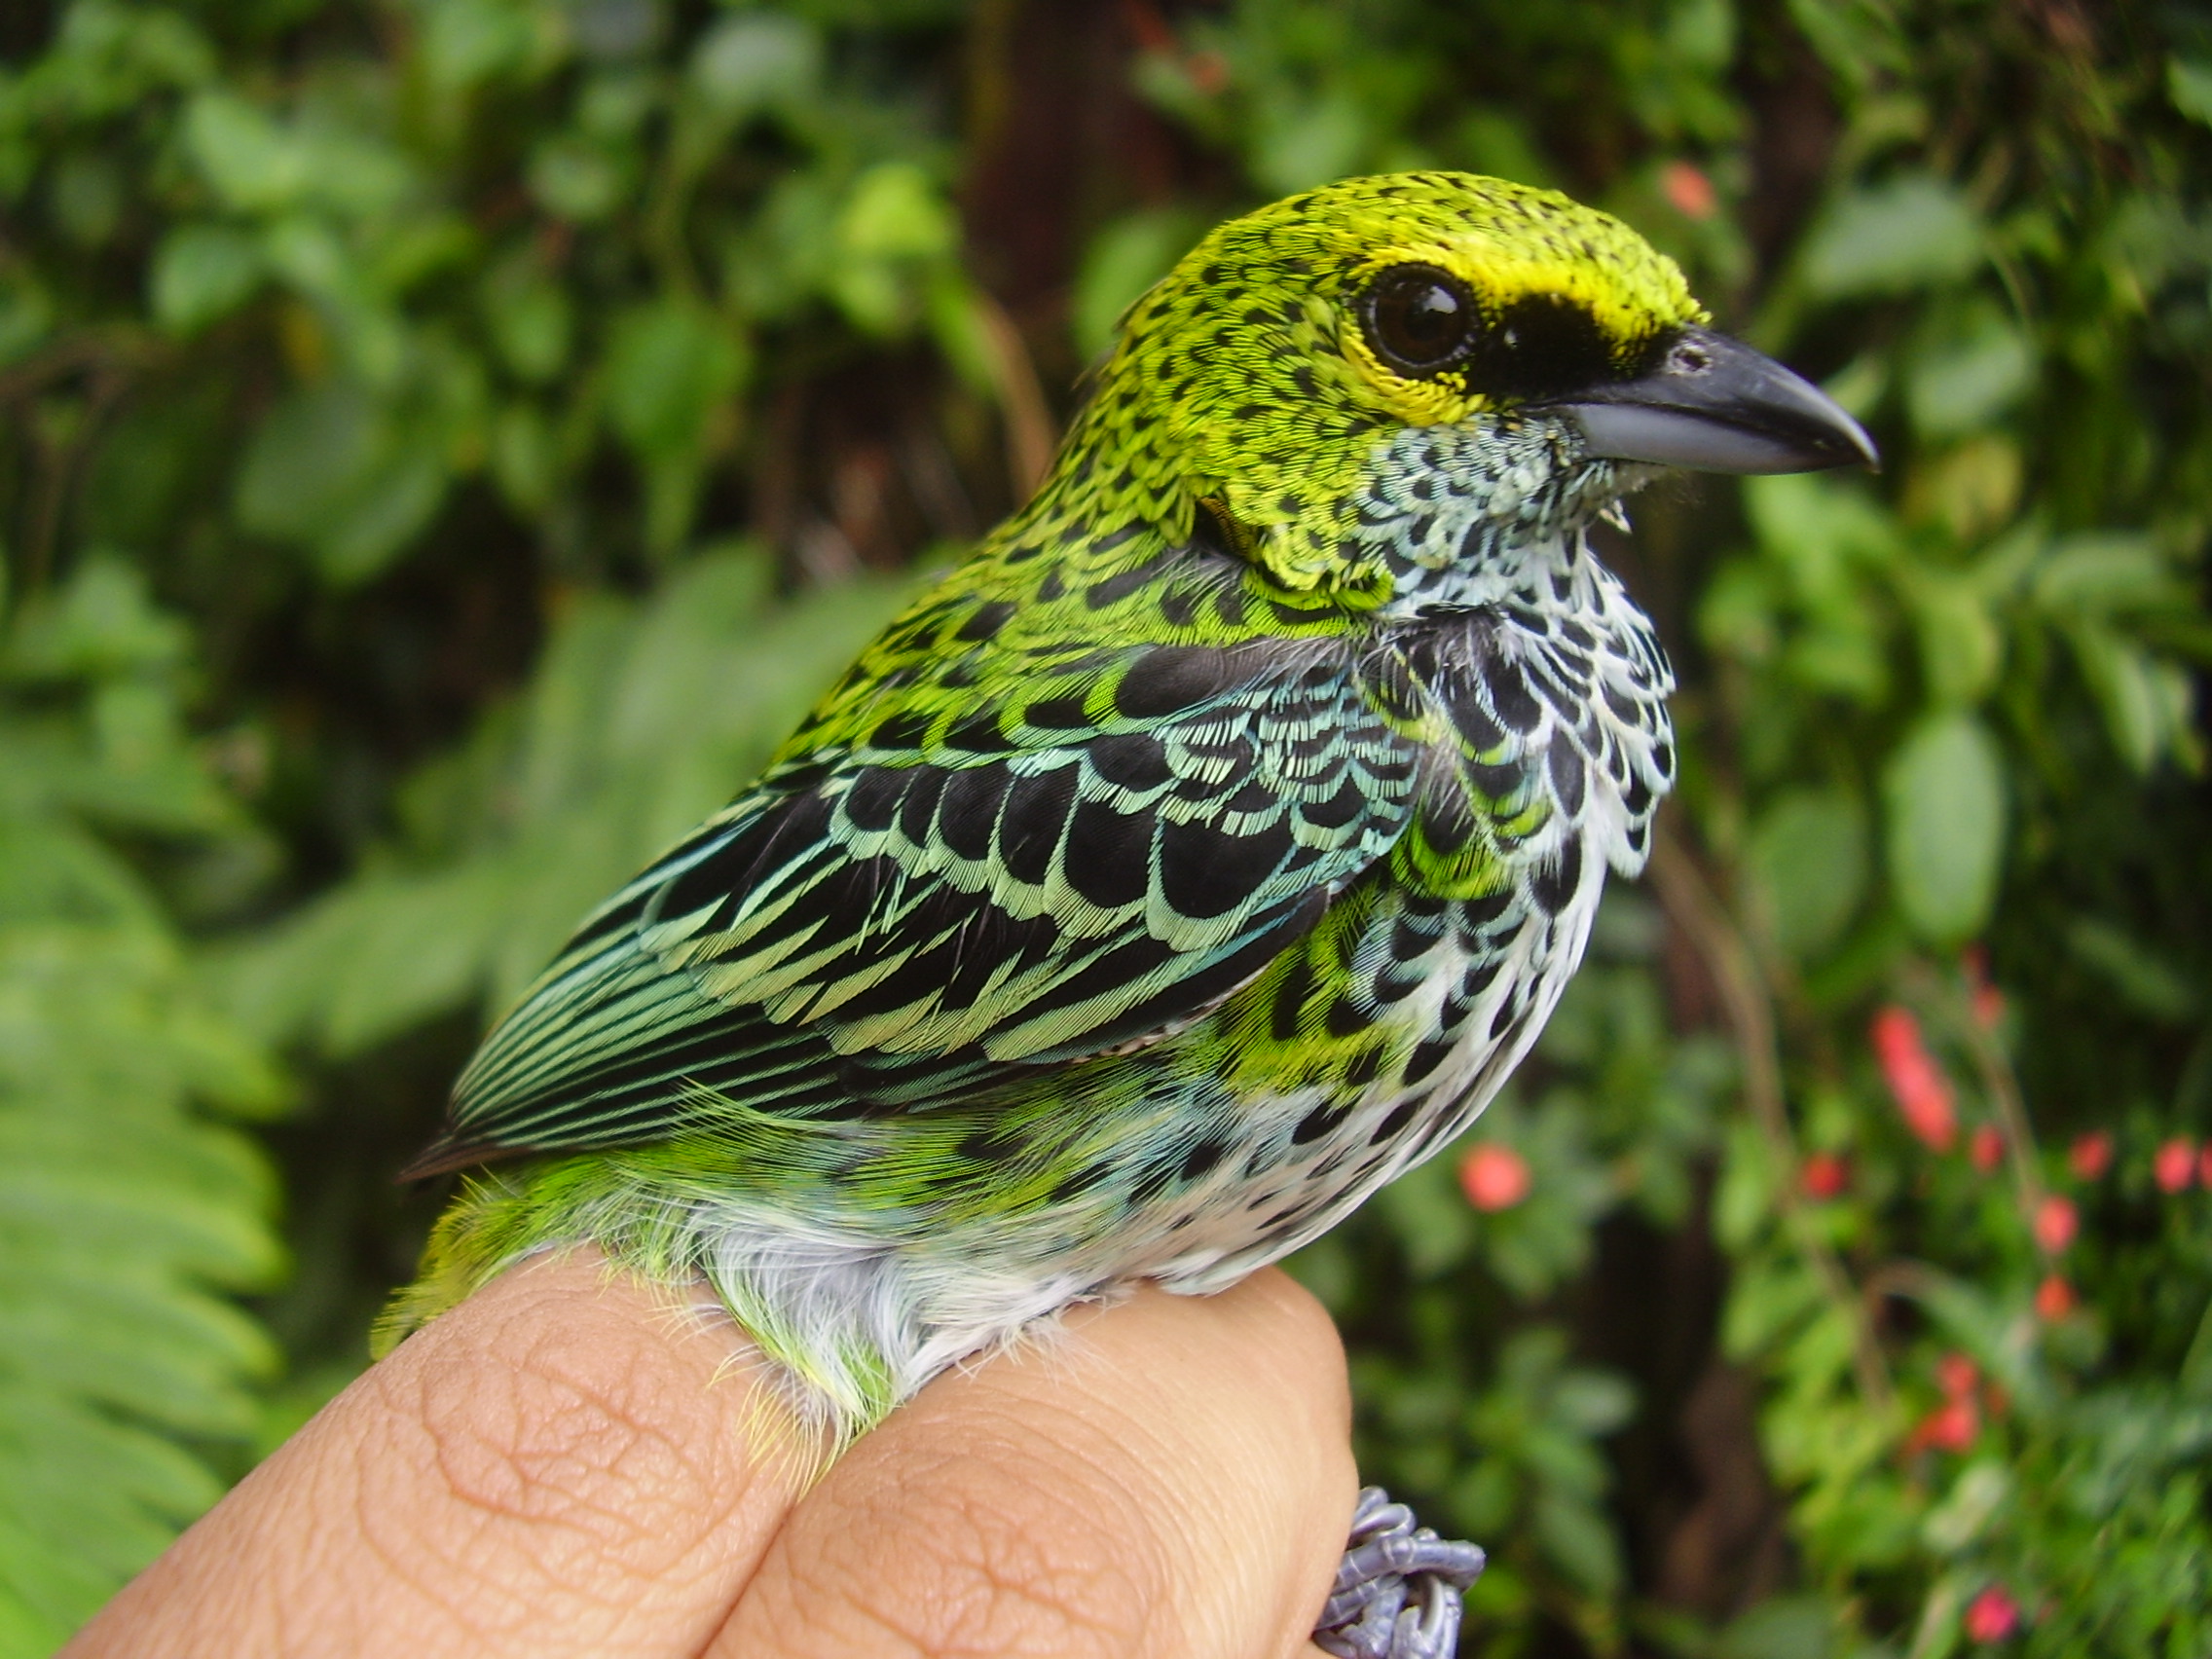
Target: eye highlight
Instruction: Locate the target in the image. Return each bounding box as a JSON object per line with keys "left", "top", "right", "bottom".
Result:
{"left": 1362, "top": 265, "right": 1476, "bottom": 376}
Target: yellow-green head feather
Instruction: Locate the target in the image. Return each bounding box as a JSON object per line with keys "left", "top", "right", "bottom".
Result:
{"left": 1041, "top": 170, "right": 1707, "bottom": 597}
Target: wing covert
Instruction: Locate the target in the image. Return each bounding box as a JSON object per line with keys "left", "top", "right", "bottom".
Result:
{"left": 415, "top": 633, "right": 1419, "bottom": 1172}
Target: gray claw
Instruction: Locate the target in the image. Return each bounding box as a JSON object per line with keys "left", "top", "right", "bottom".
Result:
{"left": 1311, "top": 1486, "right": 1485, "bottom": 1659}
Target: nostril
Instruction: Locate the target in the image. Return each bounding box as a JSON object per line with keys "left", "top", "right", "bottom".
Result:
{"left": 1672, "top": 344, "right": 1712, "bottom": 373}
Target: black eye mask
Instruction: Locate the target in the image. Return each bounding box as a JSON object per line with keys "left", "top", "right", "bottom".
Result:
{"left": 1359, "top": 265, "right": 1664, "bottom": 403}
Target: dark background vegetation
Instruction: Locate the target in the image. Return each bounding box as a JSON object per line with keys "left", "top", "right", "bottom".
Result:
{"left": 3, "top": 0, "right": 2211, "bottom": 1653}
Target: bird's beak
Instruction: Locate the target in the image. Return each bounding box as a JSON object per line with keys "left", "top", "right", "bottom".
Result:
{"left": 1544, "top": 325, "right": 1879, "bottom": 475}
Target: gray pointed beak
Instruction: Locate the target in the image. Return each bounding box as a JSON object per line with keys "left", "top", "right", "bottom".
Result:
{"left": 1545, "top": 326, "right": 1879, "bottom": 475}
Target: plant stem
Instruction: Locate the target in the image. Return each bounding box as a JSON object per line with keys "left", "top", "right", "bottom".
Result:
{"left": 1650, "top": 824, "right": 1894, "bottom": 1414}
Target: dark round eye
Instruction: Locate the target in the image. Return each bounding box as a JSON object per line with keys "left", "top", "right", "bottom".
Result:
{"left": 1363, "top": 265, "right": 1477, "bottom": 376}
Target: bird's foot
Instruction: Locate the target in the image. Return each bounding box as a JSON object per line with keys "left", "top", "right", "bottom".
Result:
{"left": 1310, "top": 1486, "right": 1486, "bottom": 1659}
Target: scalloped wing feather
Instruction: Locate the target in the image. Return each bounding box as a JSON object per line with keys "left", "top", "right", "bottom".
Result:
{"left": 411, "top": 630, "right": 1419, "bottom": 1173}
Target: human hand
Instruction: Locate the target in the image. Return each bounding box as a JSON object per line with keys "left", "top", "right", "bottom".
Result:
{"left": 62, "top": 1252, "right": 1355, "bottom": 1658}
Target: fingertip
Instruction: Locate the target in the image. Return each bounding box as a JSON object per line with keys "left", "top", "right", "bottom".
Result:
{"left": 1198, "top": 1267, "right": 1355, "bottom": 1438}
{"left": 69, "top": 1252, "right": 808, "bottom": 1659}
{"left": 717, "top": 1272, "right": 1357, "bottom": 1659}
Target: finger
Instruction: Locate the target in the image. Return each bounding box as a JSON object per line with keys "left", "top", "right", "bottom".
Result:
{"left": 712, "top": 1269, "right": 1354, "bottom": 1659}
{"left": 64, "top": 1252, "right": 812, "bottom": 1659}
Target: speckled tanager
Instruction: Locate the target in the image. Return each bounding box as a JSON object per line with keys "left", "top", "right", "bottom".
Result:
{"left": 381, "top": 171, "right": 1873, "bottom": 1659}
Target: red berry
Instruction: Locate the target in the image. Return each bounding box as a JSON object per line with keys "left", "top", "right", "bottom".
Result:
{"left": 1801, "top": 1151, "right": 1850, "bottom": 1199}
{"left": 1970, "top": 1124, "right": 2003, "bottom": 1172}
{"left": 2067, "top": 1131, "right": 2112, "bottom": 1181}
{"left": 1935, "top": 1351, "right": 1978, "bottom": 1398}
{"left": 1932, "top": 1397, "right": 1977, "bottom": 1451}
{"left": 1458, "top": 1143, "right": 1530, "bottom": 1212}
{"left": 1908, "top": 1395, "right": 1978, "bottom": 1454}
{"left": 2032, "top": 1195, "right": 2077, "bottom": 1254}
{"left": 2155, "top": 1137, "right": 2196, "bottom": 1194}
{"left": 2034, "top": 1274, "right": 2075, "bottom": 1320}
{"left": 1660, "top": 161, "right": 1717, "bottom": 220}
{"left": 1965, "top": 1586, "right": 2020, "bottom": 1643}
{"left": 1871, "top": 1006, "right": 1957, "bottom": 1153}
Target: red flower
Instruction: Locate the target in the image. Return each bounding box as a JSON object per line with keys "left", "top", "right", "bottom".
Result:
{"left": 1965, "top": 1585, "right": 2020, "bottom": 1643}
{"left": 1969, "top": 1124, "right": 2003, "bottom": 1172}
{"left": 1872, "top": 1006, "right": 1958, "bottom": 1152}
{"left": 2032, "top": 1194, "right": 2078, "bottom": 1254}
{"left": 1801, "top": 1151, "right": 1850, "bottom": 1199}
{"left": 2068, "top": 1131, "right": 2112, "bottom": 1181}
{"left": 1660, "top": 161, "right": 1717, "bottom": 220}
{"left": 2155, "top": 1137, "right": 2196, "bottom": 1194}
{"left": 1459, "top": 1143, "right": 1531, "bottom": 1212}
{"left": 2199, "top": 1143, "right": 2212, "bottom": 1190}
{"left": 1907, "top": 1395, "right": 1978, "bottom": 1455}
{"left": 1935, "top": 1352, "right": 1978, "bottom": 1398}
{"left": 2034, "top": 1274, "right": 2075, "bottom": 1320}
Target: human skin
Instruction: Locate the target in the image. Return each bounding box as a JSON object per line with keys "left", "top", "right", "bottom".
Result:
{"left": 62, "top": 1253, "right": 1353, "bottom": 1659}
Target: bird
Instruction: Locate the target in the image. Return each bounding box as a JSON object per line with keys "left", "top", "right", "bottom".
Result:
{"left": 380, "top": 171, "right": 1874, "bottom": 1659}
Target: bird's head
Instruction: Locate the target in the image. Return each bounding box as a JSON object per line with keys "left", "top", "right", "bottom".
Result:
{"left": 1051, "top": 171, "right": 1873, "bottom": 603}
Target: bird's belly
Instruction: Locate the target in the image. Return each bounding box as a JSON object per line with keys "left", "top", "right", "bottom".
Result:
{"left": 1088, "top": 868, "right": 1605, "bottom": 1296}
{"left": 670, "top": 839, "right": 1608, "bottom": 1425}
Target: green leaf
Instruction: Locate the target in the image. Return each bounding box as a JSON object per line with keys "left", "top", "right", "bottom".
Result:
{"left": 1533, "top": 1487, "right": 1624, "bottom": 1599}
{"left": 0, "top": 272, "right": 54, "bottom": 369}
{"left": 219, "top": 547, "right": 907, "bottom": 1052}
{"left": 1714, "top": 1119, "right": 1778, "bottom": 1254}
{"left": 1549, "top": 1369, "right": 1635, "bottom": 1437}
{"left": 7, "top": 557, "right": 187, "bottom": 680}
{"left": 234, "top": 378, "right": 450, "bottom": 583}
{"left": 421, "top": 0, "right": 546, "bottom": 92}
{"left": 490, "top": 401, "right": 560, "bottom": 514}
{"left": 2169, "top": 55, "right": 2212, "bottom": 127}
{"left": 1717, "top": 1597, "right": 1834, "bottom": 1659}
{"left": 2065, "top": 917, "right": 2195, "bottom": 1022}
{"left": 2065, "top": 622, "right": 2194, "bottom": 773}
{"left": 1905, "top": 305, "right": 2032, "bottom": 437}
{"left": 1744, "top": 472, "right": 1900, "bottom": 581}
{"left": 181, "top": 92, "right": 307, "bottom": 212}
{"left": 1921, "top": 1460, "right": 2009, "bottom": 1554}
{"left": 50, "top": 152, "right": 123, "bottom": 248}
{"left": 1800, "top": 176, "right": 1984, "bottom": 298}
{"left": 1072, "top": 209, "right": 1204, "bottom": 360}
{"left": 689, "top": 13, "right": 822, "bottom": 116}
{"left": 1882, "top": 712, "right": 2006, "bottom": 945}
{"left": 2031, "top": 532, "right": 2172, "bottom": 613}
{"left": 150, "top": 223, "right": 265, "bottom": 335}
{"left": 603, "top": 300, "right": 746, "bottom": 465}
{"left": 0, "top": 578, "right": 285, "bottom": 1641}
{"left": 1903, "top": 571, "right": 2002, "bottom": 707}
{"left": 839, "top": 164, "right": 957, "bottom": 263}
{"left": 527, "top": 138, "right": 626, "bottom": 221}
{"left": 831, "top": 163, "right": 957, "bottom": 334}
{"left": 1372, "top": 1144, "right": 1476, "bottom": 1277}
{"left": 1724, "top": 1253, "right": 1824, "bottom": 1359}
{"left": 1250, "top": 89, "right": 1368, "bottom": 196}
{"left": 481, "top": 255, "right": 572, "bottom": 384}
{"left": 1747, "top": 788, "right": 1868, "bottom": 961}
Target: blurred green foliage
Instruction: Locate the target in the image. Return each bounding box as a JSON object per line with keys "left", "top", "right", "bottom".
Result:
{"left": 2, "top": 0, "right": 2210, "bottom": 1653}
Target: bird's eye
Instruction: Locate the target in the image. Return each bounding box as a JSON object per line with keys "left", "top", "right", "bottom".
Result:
{"left": 1363, "top": 265, "right": 1477, "bottom": 376}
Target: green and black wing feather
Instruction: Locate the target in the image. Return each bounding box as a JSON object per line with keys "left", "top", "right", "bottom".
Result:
{"left": 408, "top": 554, "right": 1422, "bottom": 1176}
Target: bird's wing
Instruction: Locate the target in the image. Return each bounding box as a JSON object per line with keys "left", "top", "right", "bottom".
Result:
{"left": 409, "top": 629, "right": 1420, "bottom": 1173}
